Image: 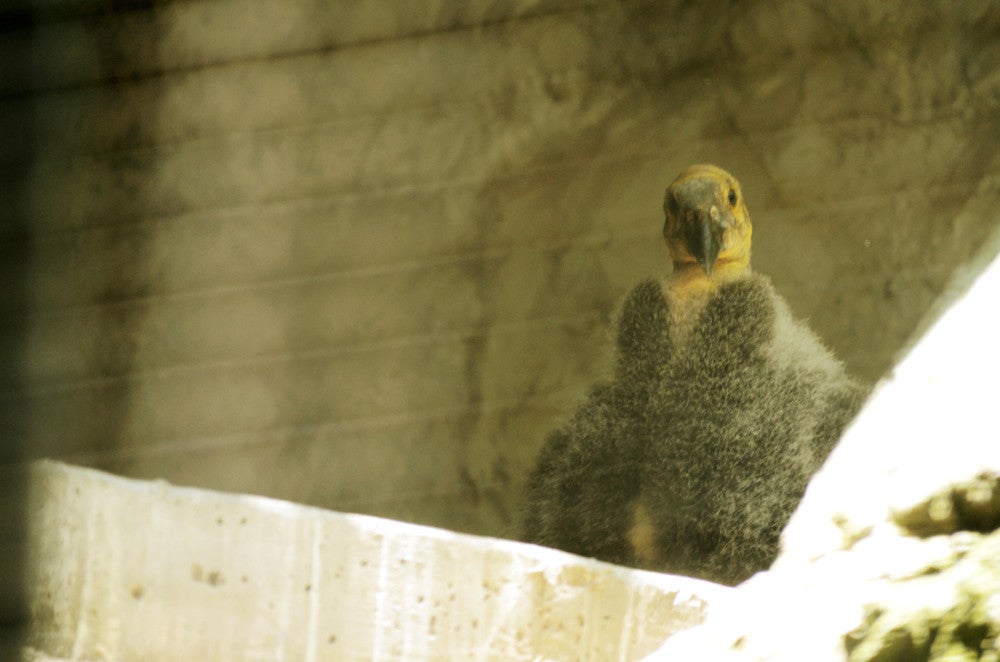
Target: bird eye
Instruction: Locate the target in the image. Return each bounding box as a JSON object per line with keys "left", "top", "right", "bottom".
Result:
{"left": 727, "top": 189, "right": 738, "bottom": 206}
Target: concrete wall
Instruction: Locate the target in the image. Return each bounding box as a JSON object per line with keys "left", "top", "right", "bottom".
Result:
{"left": 2, "top": 1, "right": 999, "bottom": 540}
{"left": 22, "top": 461, "right": 725, "bottom": 661}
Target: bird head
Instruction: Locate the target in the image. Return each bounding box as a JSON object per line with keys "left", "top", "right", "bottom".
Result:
{"left": 663, "top": 164, "right": 752, "bottom": 280}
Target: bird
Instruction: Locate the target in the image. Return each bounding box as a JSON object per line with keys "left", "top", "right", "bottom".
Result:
{"left": 522, "top": 164, "right": 867, "bottom": 585}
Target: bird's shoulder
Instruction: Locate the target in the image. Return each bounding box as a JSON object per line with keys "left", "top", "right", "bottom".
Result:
{"left": 613, "top": 278, "right": 672, "bottom": 366}
{"left": 685, "top": 272, "right": 777, "bottom": 360}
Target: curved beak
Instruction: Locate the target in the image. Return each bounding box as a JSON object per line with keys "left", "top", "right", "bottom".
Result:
{"left": 683, "top": 205, "right": 726, "bottom": 277}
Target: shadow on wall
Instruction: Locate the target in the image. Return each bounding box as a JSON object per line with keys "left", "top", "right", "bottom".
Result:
{"left": 0, "top": 2, "right": 168, "bottom": 654}
{"left": 0, "top": 4, "right": 33, "bottom": 655}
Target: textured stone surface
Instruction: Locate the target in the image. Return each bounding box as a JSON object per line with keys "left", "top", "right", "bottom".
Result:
{"left": 645, "top": 227, "right": 1000, "bottom": 661}
{"left": 1, "top": 0, "right": 999, "bottom": 543}
{"left": 20, "top": 460, "right": 725, "bottom": 661}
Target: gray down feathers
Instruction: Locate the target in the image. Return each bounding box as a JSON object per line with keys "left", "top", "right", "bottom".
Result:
{"left": 523, "top": 273, "right": 866, "bottom": 585}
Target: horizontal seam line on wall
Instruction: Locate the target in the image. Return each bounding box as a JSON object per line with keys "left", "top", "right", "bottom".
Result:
{"left": 1, "top": 103, "right": 994, "bottom": 180}
{"left": 47, "top": 396, "right": 572, "bottom": 465}
{"left": 0, "top": 1, "right": 601, "bottom": 100}
{"left": 1, "top": 309, "right": 611, "bottom": 397}
{"left": 7, "top": 235, "right": 650, "bottom": 316}
{"left": 7, "top": 247, "right": 975, "bottom": 321}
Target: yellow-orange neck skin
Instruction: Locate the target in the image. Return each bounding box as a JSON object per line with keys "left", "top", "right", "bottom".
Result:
{"left": 662, "top": 251, "right": 752, "bottom": 347}
{"left": 668, "top": 254, "right": 751, "bottom": 295}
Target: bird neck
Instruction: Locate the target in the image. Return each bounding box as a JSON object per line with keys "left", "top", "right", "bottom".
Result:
{"left": 668, "top": 257, "right": 751, "bottom": 296}
{"left": 662, "top": 258, "right": 751, "bottom": 348}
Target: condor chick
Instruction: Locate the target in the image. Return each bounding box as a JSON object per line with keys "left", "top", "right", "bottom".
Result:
{"left": 522, "top": 164, "right": 866, "bottom": 585}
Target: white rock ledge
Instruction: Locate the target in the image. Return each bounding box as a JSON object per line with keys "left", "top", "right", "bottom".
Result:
{"left": 22, "top": 460, "right": 729, "bottom": 661}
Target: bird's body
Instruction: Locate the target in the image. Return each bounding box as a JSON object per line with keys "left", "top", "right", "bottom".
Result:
{"left": 522, "top": 165, "right": 866, "bottom": 585}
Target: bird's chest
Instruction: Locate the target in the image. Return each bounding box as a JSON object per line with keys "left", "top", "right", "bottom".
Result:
{"left": 652, "top": 321, "right": 774, "bottom": 453}
{"left": 664, "top": 286, "right": 712, "bottom": 349}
